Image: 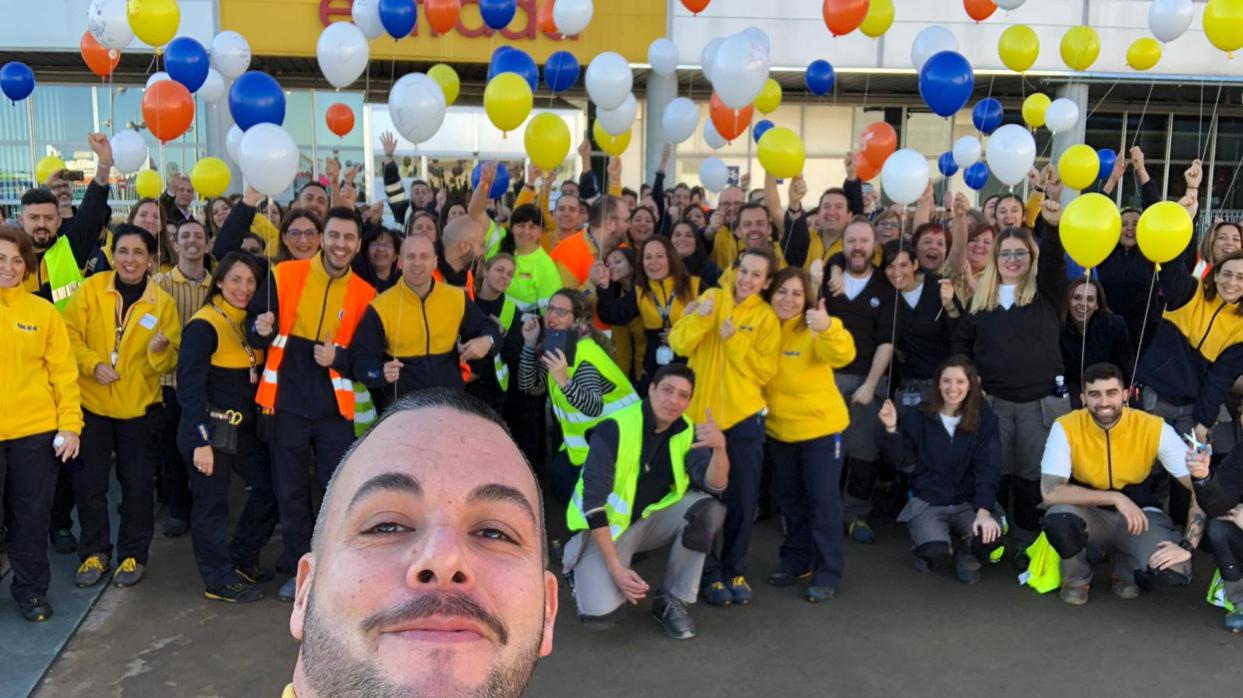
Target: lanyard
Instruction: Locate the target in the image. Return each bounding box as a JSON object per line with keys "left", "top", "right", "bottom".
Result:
{"left": 112, "top": 294, "right": 136, "bottom": 367}
{"left": 211, "top": 301, "right": 259, "bottom": 382}
{"left": 651, "top": 283, "right": 676, "bottom": 329}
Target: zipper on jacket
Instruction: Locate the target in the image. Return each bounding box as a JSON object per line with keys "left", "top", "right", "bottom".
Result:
{"left": 1195, "top": 302, "right": 1227, "bottom": 352}
{"left": 419, "top": 290, "right": 431, "bottom": 355}
{"left": 314, "top": 275, "right": 335, "bottom": 343}
{"left": 1105, "top": 429, "right": 1114, "bottom": 491}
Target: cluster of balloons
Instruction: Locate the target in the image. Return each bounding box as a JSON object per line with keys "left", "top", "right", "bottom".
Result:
{"left": 822, "top": 0, "right": 893, "bottom": 38}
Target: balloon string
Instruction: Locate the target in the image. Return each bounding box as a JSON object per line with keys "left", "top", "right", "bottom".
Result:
{"left": 1129, "top": 267, "right": 1159, "bottom": 388}
{"left": 1079, "top": 267, "right": 1089, "bottom": 383}
{"left": 1130, "top": 80, "right": 1156, "bottom": 150}
{"left": 1197, "top": 77, "right": 1204, "bottom": 160}
{"left": 1085, "top": 78, "right": 1120, "bottom": 121}
{"left": 1200, "top": 78, "right": 1225, "bottom": 165}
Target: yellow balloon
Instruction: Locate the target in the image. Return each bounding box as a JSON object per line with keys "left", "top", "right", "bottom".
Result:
{"left": 998, "top": 25, "right": 1040, "bottom": 73}
{"left": 484, "top": 73, "right": 533, "bottom": 134}
{"left": 755, "top": 79, "right": 782, "bottom": 115}
{"left": 859, "top": 0, "right": 895, "bottom": 38}
{"left": 1204, "top": 0, "right": 1243, "bottom": 57}
{"left": 1137, "top": 201, "right": 1193, "bottom": 264}
{"left": 1060, "top": 25, "right": 1100, "bottom": 72}
{"left": 1126, "top": 37, "right": 1162, "bottom": 71}
{"left": 135, "top": 170, "right": 162, "bottom": 199}
{"left": 1058, "top": 144, "right": 1100, "bottom": 191}
{"left": 127, "top": 0, "right": 181, "bottom": 48}
{"left": 428, "top": 63, "right": 460, "bottom": 106}
{"left": 592, "top": 120, "right": 631, "bottom": 157}
{"left": 1061, "top": 193, "right": 1121, "bottom": 269}
{"left": 191, "top": 157, "right": 230, "bottom": 199}
{"left": 1022, "top": 93, "right": 1051, "bottom": 129}
{"left": 524, "top": 113, "right": 571, "bottom": 170}
{"left": 757, "top": 127, "right": 805, "bottom": 179}
{"left": 35, "top": 156, "right": 67, "bottom": 185}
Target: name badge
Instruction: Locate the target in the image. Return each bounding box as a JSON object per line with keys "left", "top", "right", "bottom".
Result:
{"left": 139, "top": 313, "right": 158, "bottom": 330}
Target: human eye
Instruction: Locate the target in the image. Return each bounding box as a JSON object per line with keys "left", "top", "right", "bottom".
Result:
{"left": 473, "top": 527, "right": 518, "bottom": 545}
{"left": 363, "top": 521, "right": 412, "bottom": 535}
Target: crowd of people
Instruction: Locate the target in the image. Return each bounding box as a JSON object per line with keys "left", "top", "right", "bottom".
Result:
{"left": 3, "top": 127, "right": 1243, "bottom": 643}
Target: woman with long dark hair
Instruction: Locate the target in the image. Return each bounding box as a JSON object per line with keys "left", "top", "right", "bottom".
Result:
{"left": 882, "top": 241, "right": 959, "bottom": 406}
{"left": 670, "top": 219, "right": 720, "bottom": 288}
{"left": 1059, "top": 277, "right": 1132, "bottom": 408}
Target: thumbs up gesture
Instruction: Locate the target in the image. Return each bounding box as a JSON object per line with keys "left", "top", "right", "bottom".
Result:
{"left": 805, "top": 298, "right": 831, "bottom": 333}
{"left": 692, "top": 408, "right": 726, "bottom": 451}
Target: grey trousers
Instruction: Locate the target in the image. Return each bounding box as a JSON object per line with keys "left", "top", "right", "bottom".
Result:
{"left": 562, "top": 491, "right": 725, "bottom": 617}
{"left": 836, "top": 373, "right": 888, "bottom": 523}
{"left": 1046, "top": 504, "right": 1188, "bottom": 588}
{"left": 899, "top": 497, "right": 977, "bottom": 548}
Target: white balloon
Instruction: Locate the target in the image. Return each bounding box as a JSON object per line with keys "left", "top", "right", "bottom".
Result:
{"left": 1045, "top": 98, "right": 1080, "bottom": 134}
{"left": 146, "top": 72, "right": 171, "bottom": 89}
{"left": 226, "top": 125, "right": 245, "bottom": 165}
{"left": 317, "top": 22, "right": 370, "bottom": 89}
{"left": 239, "top": 123, "right": 299, "bottom": 197}
{"left": 911, "top": 26, "right": 958, "bottom": 72}
{"left": 740, "top": 27, "right": 771, "bottom": 55}
{"left": 597, "top": 93, "right": 636, "bottom": 136}
{"left": 700, "top": 157, "right": 729, "bottom": 193}
{"left": 88, "top": 0, "right": 133, "bottom": 51}
{"left": 700, "top": 37, "right": 723, "bottom": 82}
{"left": 648, "top": 38, "right": 679, "bottom": 77}
{"left": 712, "top": 33, "right": 770, "bottom": 110}
{"left": 880, "top": 149, "right": 930, "bottom": 206}
{"left": 585, "top": 52, "right": 633, "bottom": 111}
{"left": 1148, "top": 0, "right": 1195, "bottom": 44}
{"left": 995, "top": 0, "right": 1026, "bottom": 9}
{"left": 210, "top": 31, "right": 252, "bottom": 80}
{"left": 703, "top": 118, "right": 726, "bottom": 150}
{"left": 985, "top": 124, "right": 1036, "bottom": 186}
{"left": 662, "top": 97, "right": 699, "bottom": 144}
{"left": 198, "top": 69, "right": 225, "bottom": 103}
{"left": 553, "top": 0, "right": 594, "bottom": 36}
{"left": 110, "top": 129, "right": 148, "bottom": 175}
{"left": 952, "top": 136, "right": 982, "bottom": 168}
{"left": 352, "top": 0, "right": 386, "bottom": 40}
{"left": 388, "top": 73, "right": 447, "bottom": 144}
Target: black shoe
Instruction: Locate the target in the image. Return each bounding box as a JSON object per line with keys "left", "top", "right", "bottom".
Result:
{"left": 651, "top": 594, "right": 695, "bottom": 640}
{"left": 50, "top": 529, "right": 76, "bottom": 555}
{"left": 162, "top": 518, "right": 189, "bottom": 538}
{"left": 235, "top": 565, "right": 274, "bottom": 585}
{"left": 19, "top": 596, "right": 53, "bottom": 623}
{"left": 767, "top": 570, "right": 812, "bottom": 587}
{"left": 205, "top": 582, "right": 263, "bottom": 603}
{"left": 804, "top": 585, "right": 835, "bottom": 603}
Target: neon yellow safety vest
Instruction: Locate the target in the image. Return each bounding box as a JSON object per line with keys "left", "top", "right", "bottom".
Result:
{"left": 494, "top": 297, "right": 516, "bottom": 392}
{"left": 548, "top": 337, "right": 637, "bottom": 466}
{"left": 484, "top": 220, "right": 506, "bottom": 261}
{"left": 46, "top": 236, "right": 84, "bottom": 311}
{"left": 566, "top": 401, "right": 694, "bottom": 540}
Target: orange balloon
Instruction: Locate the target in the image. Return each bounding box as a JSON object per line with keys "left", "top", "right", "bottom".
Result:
{"left": 425, "top": 0, "right": 462, "bottom": 34}
{"left": 709, "top": 93, "right": 753, "bottom": 142}
{"left": 964, "top": 0, "right": 996, "bottom": 22}
{"left": 142, "top": 80, "right": 194, "bottom": 143}
{"left": 822, "top": 0, "right": 870, "bottom": 37}
{"left": 326, "top": 103, "right": 355, "bottom": 138}
{"left": 539, "top": 0, "right": 558, "bottom": 34}
{"left": 681, "top": 0, "right": 711, "bottom": 14}
{"left": 860, "top": 122, "right": 897, "bottom": 168}
{"left": 80, "top": 31, "right": 121, "bottom": 79}
{"left": 856, "top": 156, "right": 880, "bottom": 182}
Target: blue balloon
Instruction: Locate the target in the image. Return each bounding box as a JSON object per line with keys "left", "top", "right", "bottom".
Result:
{"left": 806, "top": 59, "right": 835, "bottom": 96}
{"left": 379, "top": 0, "right": 417, "bottom": 39}
{"left": 1097, "top": 148, "right": 1118, "bottom": 184}
{"left": 753, "top": 119, "right": 775, "bottom": 143}
{"left": 471, "top": 162, "right": 511, "bottom": 200}
{"left": 229, "top": 71, "right": 286, "bottom": 130}
{"left": 490, "top": 47, "right": 538, "bottom": 92}
{"left": 919, "top": 51, "right": 975, "bottom": 118}
{"left": 543, "top": 51, "right": 580, "bottom": 94}
{"left": 938, "top": 152, "right": 959, "bottom": 177}
{"left": 0, "top": 61, "right": 35, "bottom": 102}
{"left": 480, "top": 0, "right": 516, "bottom": 30}
{"left": 164, "top": 37, "right": 209, "bottom": 93}
{"left": 964, "top": 162, "right": 990, "bottom": 191}
{"left": 971, "top": 97, "right": 1003, "bottom": 135}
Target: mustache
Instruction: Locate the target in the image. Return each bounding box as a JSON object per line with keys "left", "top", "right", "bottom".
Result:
{"left": 360, "top": 591, "right": 509, "bottom": 645}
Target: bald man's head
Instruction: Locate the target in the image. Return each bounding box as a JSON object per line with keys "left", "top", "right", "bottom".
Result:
{"left": 443, "top": 215, "right": 485, "bottom": 267}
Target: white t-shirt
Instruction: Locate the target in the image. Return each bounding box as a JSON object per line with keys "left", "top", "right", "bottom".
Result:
{"left": 902, "top": 283, "right": 924, "bottom": 309}
{"left": 940, "top": 413, "right": 962, "bottom": 438}
{"left": 844, "top": 272, "right": 871, "bottom": 301}
{"left": 1040, "top": 419, "right": 1190, "bottom": 481}
{"left": 999, "top": 284, "right": 1017, "bottom": 310}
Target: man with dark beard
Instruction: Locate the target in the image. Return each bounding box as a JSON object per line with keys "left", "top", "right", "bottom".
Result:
{"left": 285, "top": 389, "right": 557, "bottom": 698}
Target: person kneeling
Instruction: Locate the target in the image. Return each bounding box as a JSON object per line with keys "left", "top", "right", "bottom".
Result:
{"left": 561, "top": 365, "right": 729, "bottom": 639}
{"left": 1187, "top": 435, "right": 1243, "bottom": 632}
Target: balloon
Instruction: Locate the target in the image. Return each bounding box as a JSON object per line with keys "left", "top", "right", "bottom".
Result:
{"left": 822, "top": 0, "right": 869, "bottom": 37}
{"left": 972, "top": 98, "right": 1004, "bottom": 134}
{"left": 700, "top": 37, "right": 723, "bottom": 82}
{"left": 191, "top": 157, "right": 230, "bottom": 199}
{"left": 198, "top": 69, "right": 225, "bottom": 103}
{"left": 996, "top": 0, "right": 1026, "bottom": 8}
{"left": 126, "top": 0, "right": 179, "bottom": 47}
{"left": 741, "top": 27, "right": 770, "bottom": 54}
{"left": 1058, "top": 144, "right": 1099, "bottom": 191}
{"left": 326, "top": 103, "right": 355, "bottom": 137}
{"left": 952, "top": 135, "right": 982, "bottom": 168}
{"left": 703, "top": 119, "right": 727, "bottom": 150}
{"left": 226, "top": 124, "right": 244, "bottom": 164}
{"left": 317, "top": 22, "right": 369, "bottom": 89}
{"left": 379, "top": 0, "right": 417, "bottom": 39}
{"left": 1137, "top": 201, "right": 1194, "bottom": 264}
{"left": 861, "top": 122, "right": 898, "bottom": 168}
{"left": 0, "top": 62, "right": 35, "bottom": 102}
{"left": 543, "top": 51, "right": 580, "bottom": 93}
{"left": 709, "top": 93, "right": 753, "bottom": 142}
{"left": 239, "top": 123, "right": 300, "bottom": 198}
{"left": 135, "top": 170, "right": 163, "bottom": 199}
{"left": 428, "top": 64, "right": 460, "bottom": 105}
{"left": 480, "top": 0, "right": 517, "bottom": 30}
{"left": 712, "top": 33, "right": 770, "bottom": 110}
{"left": 165, "top": 37, "right": 209, "bottom": 93}
{"left": 1060, "top": 25, "right": 1100, "bottom": 72}
{"left": 490, "top": 47, "right": 538, "bottom": 92}
{"left": 662, "top": 97, "right": 699, "bottom": 143}
{"left": 389, "top": 73, "right": 446, "bottom": 144}
{"left": 210, "top": 31, "right": 251, "bottom": 80}
{"left": 146, "top": 72, "right": 170, "bottom": 89}
{"left": 88, "top": 0, "right": 133, "bottom": 50}
{"left": 1097, "top": 148, "right": 1117, "bottom": 184}
{"left": 229, "top": 72, "right": 286, "bottom": 130}
{"left": 81, "top": 31, "right": 121, "bottom": 79}
{"left": 1203, "top": 0, "right": 1243, "bottom": 56}
{"left": 1127, "top": 37, "right": 1162, "bottom": 71}
{"left": 1022, "top": 92, "right": 1051, "bottom": 128}
{"left": 592, "top": 120, "right": 631, "bottom": 156}
{"left": 554, "top": 0, "right": 593, "bottom": 35}
{"left": 860, "top": 0, "right": 895, "bottom": 38}
{"left": 805, "top": 59, "right": 836, "bottom": 96}
{"left": 597, "top": 93, "right": 637, "bottom": 136}
{"left": 919, "top": 51, "right": 974, "bottom": 118}
{"left": 984, "top": 123, "right": 1036, "bottom": 186}
{"left": 963, "top": 161, "right": 990, "bottom": 190}
{"left": 525, "top": 113, "right": 571, "bottom": 170}
{"left": 753, "top": 119, "right": 775, "bottom": 143}
{"left": 881, "top": 149, "right": 930, "bottom": 205}
{"left": 35, "top": 156, "right": 66, "bottom": 185}
{"left": 911, "top": 25, "right": 958, "bottom": 71}
{"left": 110, "top": 129, "right": 148, "bottom": 175}
{"left": 585, "top": 52, "right": 632, "bottom": 111}
{"left": 856, "top": 157, "right": 880, "bottom": 182}
{"left": 471, "top": 162, "right": 510, "bottom": 200}
{"left": 649, "top": 38, "right": 679, "bottom": 77}
{"left": 352, "top": 0, "right": 386, "bottom": 39}
{"left": 937, "top": 151, "right": 959, "bottom": 177}
{"left": 142, "top": 80, "right": 194, "bottom": 143}
{"left": 484, "top": 73, "right": 534, "bottom": 133}
{"left": 1045, "top": 97, "right": 1079, "bottom": 134}
{"left": 758, "top": 127, "right": 806, "bottom": 178}
{"left": 425, "top": 0, "right": 461, "bottom": 34}
{"left": 699, "top": 157, "right": 728, "bottom": 193}
{"left": 964, "top": 0, "right": 996, "bottom": 22}
{"left": 755, "top": 79, "right": 782, "bottom": 114}
{"left": 998, "top": 24, "right": 1039, "bottom": 73}
{"left": 1149, "top": 0, "right": 1195, "bottom": 43}
{"left": 681, "top": 0, "right": 711, "bottom": 14}
{"left": 1061, "top": 193, "right": 1121, "bottom": 269}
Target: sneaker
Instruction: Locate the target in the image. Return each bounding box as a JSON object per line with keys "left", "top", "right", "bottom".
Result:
{"left": 702, "top": 581, "right": 732, "bottom": 607}
{"left": 19, "top": 596, "right": 53, "bottom": 623}
{"left": 50, "top": 529, "right": 77, "bottom": 555}
{"left": 112, "top": 557, "right": 145, "bottom": 587}
{"left": 75, "top": 554, "right": 110, "bottom": 588}
{"left": 956, "top": 553, "right": 982, "bottom": 585}
{"left": 651, "top": 594, "right": 695, "bottom": 640}
{"left": 277, "top": 576, "right": 298, "bottom": 602}
{"left": 727, "top": 576, "right": 753, "bottom": 605}
{"left": 235, "top": 565, "right": 274, "bottom": 585}
{"left": 205, "top": 582, "right": 263, "bottom": 604}
{"left": 1059, "top": 584, "right": 1089, "bottom": 606}
{"left": 767, "top": 569, "right": 812, "bottom": 587}
{"left": 1111, "top": 577, "right": 1140, "bottom": 600}
{"left": 162, "top": 518, "right": 189, "bottom": 538}
{"left": 1225, "top": 612, "right": 1243, "bottom": 634}
{"left": 848, "top": 520, "right": 875, "bottom": 544}
{"left": 805, "top": 585, "right": 835, "bottom": 603}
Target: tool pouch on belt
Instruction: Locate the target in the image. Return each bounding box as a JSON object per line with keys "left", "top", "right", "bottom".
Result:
{"left": 208, "top": 405, "right": 245, "bottom": 454}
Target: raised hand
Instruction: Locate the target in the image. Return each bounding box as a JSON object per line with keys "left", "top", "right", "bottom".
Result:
{"left": 380, "top": 131, "right": 397, "bottom": 160}
{"left": 805, "top": 298, "right": 831, "bottom": 333}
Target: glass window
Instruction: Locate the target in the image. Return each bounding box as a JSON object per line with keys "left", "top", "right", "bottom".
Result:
{"left": 1211, "top": 117, "right": 1243, "bottom": 212}
{"left": 904, "top": 109, "right": 952, "bottom": 157}
{"left": 1084, "top": 112, "right": 1124, "bottom": 153}
{"left": 1120, "top": 113, "right": 1168, "bottom": 209}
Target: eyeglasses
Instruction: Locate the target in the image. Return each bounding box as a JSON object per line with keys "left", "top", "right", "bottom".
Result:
{"left": 546, "top": 306, "right": 574, "bottom": 317}
{"left": 877, "top": 220, "right": 901, "bottom": 230}
{"left": 286, "top": 228, "right": 321, "bottom": 239}
{"left": 997, "top": 249, "right": 1030, "bottom": 261}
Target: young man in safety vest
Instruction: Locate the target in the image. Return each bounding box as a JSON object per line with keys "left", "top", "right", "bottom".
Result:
{"left": 550, "top": 196, "right": 627, "bottom": 291}
{"left": 248, "top": 206, "right": 375, "bottom": 602}
{"left": 1039, "top": 362, "right": 1206, "bottom": 606}
{"left": 561, "top": 364, "right": 729, "bottom": 640}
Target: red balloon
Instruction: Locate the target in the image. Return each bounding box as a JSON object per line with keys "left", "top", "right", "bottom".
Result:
{"left": 326, "top": 103, "right": 355, "bottom": 138}
{"left": 80, "top": 31, "right": 121, "bottom": 79}
{"left": 860, "top": 122, "right": 897, "bottom": 168}
{"left": 538, "top": 0, "right": 559, "bottom": 34}
{"left": 856, "top": 156, "right": 880, "bottom": 182}
{"left": 142, "top": 80, "right": 194, "bottom": 143}
{"left": 964, "top": 0, "right": 997, "bottom": 22}
{"left": 426, "top": 0, "right": 462, "bottom": 34}
{"left": 681, "top": 0, "right": 711, "bottom": 15}
{"left": 822, "top": 0, "right": 870, "bottom": 37}
{"left": 709, "top": 93, "right": 753, "bottom": 142}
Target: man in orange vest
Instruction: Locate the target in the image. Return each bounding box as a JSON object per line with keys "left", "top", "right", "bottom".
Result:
{"left": 248, "top": 206, "right": 375, "bottom": 602}
{"left": 550, "top": 196, "right": 626, "bottom": 290}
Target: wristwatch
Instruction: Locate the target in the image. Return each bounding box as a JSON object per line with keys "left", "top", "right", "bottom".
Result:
{"left": 1178, "top": 539, "right": 1194, "bottom": 552}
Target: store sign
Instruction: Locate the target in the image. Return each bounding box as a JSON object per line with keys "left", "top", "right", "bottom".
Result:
{"left": 321, "top": 0, "right": 567, "bottom": 41}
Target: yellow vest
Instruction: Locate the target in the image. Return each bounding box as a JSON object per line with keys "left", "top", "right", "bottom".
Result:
{"left": 189, "top": 300, "right": 263, "bottom": 370}
{"left": 369, "top": 280, "right": 466, "bottom": 358}
{"left": 1056, "top": 407, "right": 1164, "bottom": 491}
{"left": 1163, "top": 286, "right": 1243, "bottom": 363}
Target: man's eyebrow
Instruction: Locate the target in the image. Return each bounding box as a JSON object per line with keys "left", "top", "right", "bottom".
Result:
{"left": 467, "top": 483, "right": 538, "bottom": 526}
{"left": 346, "top": 472, "right": 422, "bottom": 514}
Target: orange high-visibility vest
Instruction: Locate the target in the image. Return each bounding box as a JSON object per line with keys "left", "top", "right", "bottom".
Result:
{"left": 255, "top": 259, "right": 376, "bottom": 419}
{"left": 432, "top": 266, "right": 476, "bottom": 382}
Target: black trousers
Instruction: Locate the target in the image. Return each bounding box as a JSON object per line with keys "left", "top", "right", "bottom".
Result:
{"left": 269, "top": 411, "right": 355, "bottom": 572}
{"left": 75, "top": 410, "right": 153, "bottom": 565}
{"left": 49, "top": 460, "right": 76, "bottom": 533}
{"left": 157, "top": 387, "right": 191, "bottom": 521}
{"left": 503, "top": 388, "right": 546, "bottom": 477}
{"left": 1, "top": 432, "right": 58, "bottom": 602}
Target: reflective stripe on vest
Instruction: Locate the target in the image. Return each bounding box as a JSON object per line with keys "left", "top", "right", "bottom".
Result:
{"left": 493, "top": 298, "right": 516, "bottom": 391}
{"left": 547, "top": 337, "right": 637, "bottom": 466}
{"left": 46, "top": 236, "right": 84, "bottom": 312}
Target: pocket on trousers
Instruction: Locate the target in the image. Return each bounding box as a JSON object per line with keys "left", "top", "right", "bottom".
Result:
{"left": 1039, "top": 395, "right": 1072, "bottom": 429}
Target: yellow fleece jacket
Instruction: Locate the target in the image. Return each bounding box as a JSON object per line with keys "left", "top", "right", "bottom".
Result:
{"left": 764, "top": 315, "right": 857, "bottom": 442}
{"left": 0, "top": 285, "right": 83, "bottom": 439}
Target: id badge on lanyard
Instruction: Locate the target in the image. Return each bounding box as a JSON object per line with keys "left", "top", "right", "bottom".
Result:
{"left": 655, "top": 288, "right": 675, "bottom": 366}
